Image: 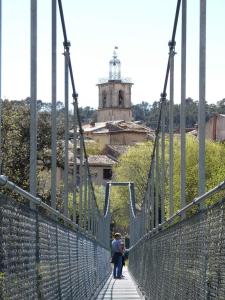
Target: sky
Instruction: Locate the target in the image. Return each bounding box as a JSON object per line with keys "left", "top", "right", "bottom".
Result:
{"left": 1, "top": 0, "right": 225, "bottom": 108}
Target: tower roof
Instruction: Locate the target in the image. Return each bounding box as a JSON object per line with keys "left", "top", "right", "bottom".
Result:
{"left": 109, "top": 46, "right": 121, "bottom": 80}
{"left": 109, "top": 47, "right": 121, "bottom": 65}
{"left": 98, "top": 47, "right": 133, "bottom": 84}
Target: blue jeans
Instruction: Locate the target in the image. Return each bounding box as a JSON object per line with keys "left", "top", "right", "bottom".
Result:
{"left": 113, "top": 255, "right": 122, "bottom": 278}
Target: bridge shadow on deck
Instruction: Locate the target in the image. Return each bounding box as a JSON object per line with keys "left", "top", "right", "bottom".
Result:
{"left": 96, "top": 267, "right": 143, "bottom": 300}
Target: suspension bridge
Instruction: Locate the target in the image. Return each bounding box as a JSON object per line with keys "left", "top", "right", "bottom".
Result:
{"left": 0, "top": 0, "right": 224, "bottom": 299}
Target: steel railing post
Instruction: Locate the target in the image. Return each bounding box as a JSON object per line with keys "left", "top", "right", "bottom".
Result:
{"left": 169, "top": 42, "right": 175, "bottom": 218}
{"left": 180, "top": 0, "right": 187, "bottom": 216}
{"left": 51, "top": 0, "right": 57, "bottom": 210}
{"left": 73, "top": 103, "right": 78, "bottom": 222}
{"left": 161, "top": 96, "right": 166, "bottom": 219}
{"left": 63, "top": 44, "right": 69, "bottom": 217}
{"left": 79, "top": 135, "right": 84, "bottom": 228}
{"left": 198, "top": 0, "right": 206, "bottom": 205}
{"left": 30, "top": 0, "right": 37, "bottom": 207}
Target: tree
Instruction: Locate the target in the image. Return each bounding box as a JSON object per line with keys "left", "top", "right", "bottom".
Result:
{"left": 132, "top": 101, "right": 151, "bottom": 123}
{"left": 146, "top": 101, "right": 161, "bottom": 128}
{"left": 111, "top": 142, "right": 153, "bottom": 228}
{"left": 132, "top": 97, "right": 225, "bottom": 131}
{"left": 79, "top": 106, "right": 97, "bottom": 123}
{"left": 1, "top": 99, "right": 65, "bottom": 201}
{"left": 85, "top": 141, "right": 104, "bottom": 155}
{"left": 111, "top": 136, "right": 225, "bottom": 229}
{"left": 171, "top": 135, "right": 225, "bottom": 215}
{"left": 66, "top": 184, "right": 105, "bottom": 226}
{"left": 1, "top": 100, "right": 30, "bottom": 190}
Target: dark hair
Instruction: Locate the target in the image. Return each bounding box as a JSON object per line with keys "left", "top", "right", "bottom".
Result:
{"left": 114, "top": 233, "right": 121, "bottom": 238}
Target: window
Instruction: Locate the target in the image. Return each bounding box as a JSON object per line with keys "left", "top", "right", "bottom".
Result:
{"left": 102, "top": 91, "right": 107, "bottom": 107}
{"left": 103, "top": 168, "right": 112, "bottom": 180}
{"left": 118, "top": 90, "right": 124, "bottom": 107}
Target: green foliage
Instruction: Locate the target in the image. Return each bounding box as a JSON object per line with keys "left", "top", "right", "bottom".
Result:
{"left": 169, "top": 136, "right": 225, "bottom": 217}
{"left": 79, "top": 106, "right": 97, "bottom": 123}
{"left": 85, "top": 141, "right": 104, "bottom": 155}
{"left": 0, "top": 272, "right": 5, "bottom": 295}
{"left": 131, "top": 101, "right": 151, "bottom": 123}
{"left": 1, "top": 99, "right": 65, "bottom": 200}
{"left": 111, "top": 142, "right": 153, "bottom": 228}
{"left": 93, "top": 184, "right": 105, "bottom": 213}
{"left": 112, "top": 136, "right": 225, "bottom": 228}
{"left": 132, "top": 97, "right": 225, "bottom": 130}
{"left": 110, "top": 186, "right": 130, "bottom": 230}
{"left": 67, "top": 184, "right": 105, "bottom": 221}
{"left": 216, "top": 98, "right": 225, "bottom": 113}
{"left": 114, "top": 142, "right": 153, "bottom": 204}
{"left": 1, "top": 100, "right": 30, "bottom": 190}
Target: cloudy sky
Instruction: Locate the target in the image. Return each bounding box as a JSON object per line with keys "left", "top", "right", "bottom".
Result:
{"left": 2, "top": 0, "right": 225, "bottom": 108}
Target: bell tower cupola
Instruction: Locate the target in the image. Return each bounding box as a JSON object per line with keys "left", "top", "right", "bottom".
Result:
{"left": 109, "top": 47, "right": 121, "bottom": 80}
{"left": 97, "top": 47, "right": 133, "bottom": 122}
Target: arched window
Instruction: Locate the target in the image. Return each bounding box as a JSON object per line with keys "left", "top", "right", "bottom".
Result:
{"left": 102, "top": 91, "right": 107, "bottom": 108}
{"left": 118, "top": 90, "right": 124, "bottom": 107}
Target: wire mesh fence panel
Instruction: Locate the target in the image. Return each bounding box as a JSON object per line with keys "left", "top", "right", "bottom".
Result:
{"left": 69, "top": 231, "right": 79, "bottom": 299}
{"left": 0, "top": 195, "right": 37, "bottom": 300}
{"left": 77, "top": 234, "right": 87, "bottom": 299}
{"left": 86, "top": 239, "right": 95, "bottom": 294}
{"left": 0, "top": 194, "right": 111, "bottom": 300}
{"left": 57, "top": 226, "right": 71, "bottom": 299}
{"left": 96, "top": 245, "right": 111, "bottom": 286}
{"left": 38, "top": 216, "right": 59, "bottom": 300}
{"left": 128, "top": 198, "right": 225, "bottom": 300}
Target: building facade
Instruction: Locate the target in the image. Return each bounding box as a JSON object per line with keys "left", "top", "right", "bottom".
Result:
{"left": 205, "top": 114, "right": 225, "bottom": 142}
{"left": 97, "top": 47, "right": 133, "bottom": 122}
{"left": 78, "top": 48, "right": 154, "bottom": 186}
{"left": 83, "top": 120, "right": 154, "bottom": 149}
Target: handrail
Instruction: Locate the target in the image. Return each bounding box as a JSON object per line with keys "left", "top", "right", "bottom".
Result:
{"left": 108, "top": 181, "right": 134, "bottom": 186}
{"left": 129, "top": 178, "right": 225, "bottom": 249}
{"left": 0, "top": 174, "right": 114, "bottom": 249}
{"left": 129, "top": 182, "right": 136, "bottom": 219}
{"left": 105, "top": 181, "right": 136, "bottom": 218}
{"left": 0, "top": 174, "right": 78, "bottom": 230}
{"left": 159, "top": 179, "right": 225, "bottom": 228}
{"left": 103, "top": 183, "right": 111, "bottom": 218}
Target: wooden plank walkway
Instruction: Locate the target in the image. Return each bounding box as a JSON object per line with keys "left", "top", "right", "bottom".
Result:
{"left": 96, "top": 267, "right": 143, "bottom": 299}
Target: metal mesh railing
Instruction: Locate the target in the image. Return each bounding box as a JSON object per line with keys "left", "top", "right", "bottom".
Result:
{"left": 129, "top": 198, "right": 225, "bottom": 300}
{"left": 127, "top": 1, "right": 225, "bottom": 299}
{"left": 0, "top": 194, "right": 111, "bottom": 300}
{"left": 0, "top": 1, "right": 113, "bottom": 299}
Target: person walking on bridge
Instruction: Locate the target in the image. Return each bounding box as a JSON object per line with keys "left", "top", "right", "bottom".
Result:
{"left": 111, "top": 233, "right": 123, "bottom": 279}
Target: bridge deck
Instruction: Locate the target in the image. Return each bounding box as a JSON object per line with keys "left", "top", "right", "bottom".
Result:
{"left": 96, "top": 267, "right": 143, "bottom": 299}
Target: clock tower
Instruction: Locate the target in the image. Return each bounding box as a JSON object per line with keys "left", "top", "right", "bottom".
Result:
{"left": 97, "top": 47, "right": 133, "bottom": 122}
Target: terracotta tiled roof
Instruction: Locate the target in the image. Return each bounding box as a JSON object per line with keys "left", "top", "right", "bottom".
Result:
{"left": 103, "top": 144, "right": 130, "bottom": 160}
{"left": 107, "top": 144, "right": 130, "bottom": 154}
{"left": 83, "top": 120, "right": 154, "bottom": 134}
{"left": 87, "top": 155, "right": 116, "bottom": 166}
{"left": 68, "top": 154, "right": 116, "bottom": 166}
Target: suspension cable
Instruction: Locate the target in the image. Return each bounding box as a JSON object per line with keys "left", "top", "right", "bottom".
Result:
{"left": 163, "top": 0, "right": 181, "bottom": 95}
{"left": 144, "top": 0, "right": 182, "bottom": 200}
{"left": 57, "top": 0, "right": 102, "bottom": 215}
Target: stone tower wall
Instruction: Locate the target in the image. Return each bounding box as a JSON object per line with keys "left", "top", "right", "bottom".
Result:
{"left": 97, "top": 108, "right": 132, "bottom": 122}
{"left": 97, "top": 81, "right": 132, "bottom": 122}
